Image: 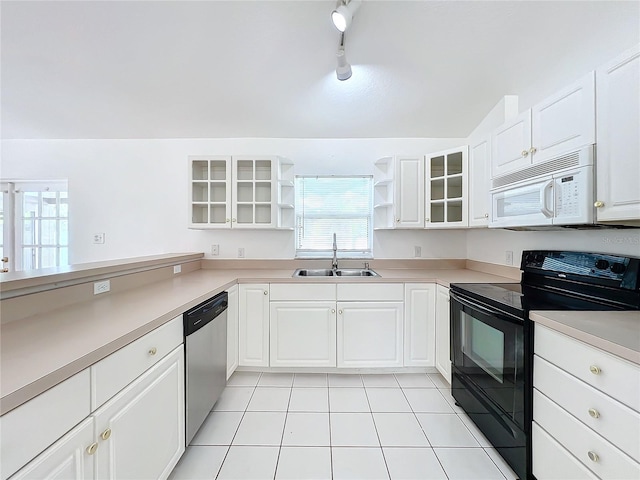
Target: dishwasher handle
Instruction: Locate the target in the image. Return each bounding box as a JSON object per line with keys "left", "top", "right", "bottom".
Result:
{"left": 184, "top": 291, "right": 228, "bottom": 336}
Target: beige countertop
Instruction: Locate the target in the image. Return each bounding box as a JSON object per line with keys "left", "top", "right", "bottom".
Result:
{"left": 0, "top": 266, "right": 515, "bottom": 415}
{"left": 530, "top": 310, "right": 640, "bottom": 365}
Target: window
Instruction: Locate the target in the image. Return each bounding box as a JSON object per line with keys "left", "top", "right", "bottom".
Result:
{"left": 295, "top": 176, "right": 373, "bottom": 258}
{"left": 1, "top": 181, "right": 69, "bottom": 272}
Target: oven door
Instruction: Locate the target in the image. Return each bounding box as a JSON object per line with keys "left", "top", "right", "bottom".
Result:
{"left": 450, "top": 291, "right": 525, "bottom": 428}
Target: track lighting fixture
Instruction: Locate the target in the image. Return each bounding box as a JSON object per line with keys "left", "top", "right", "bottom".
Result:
{"left": 331, "top": 0, "right": 361, "bottom": 32}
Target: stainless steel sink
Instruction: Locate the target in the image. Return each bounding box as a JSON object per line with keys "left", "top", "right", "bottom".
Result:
{"left": 292, "top": 268, "right": 335, "bottom": 277}
{"left": 335, "top": 269, "right": 380, "bottom": 277}
{"left": 292, "top": 268, "right": 380, "bottom": 277}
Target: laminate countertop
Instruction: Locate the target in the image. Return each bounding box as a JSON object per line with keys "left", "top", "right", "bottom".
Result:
{"left": 0, "top": 267, "right": 516, "bottom": 415}
{"left": 530, "top": 310, "right": 640, "bottom": 365}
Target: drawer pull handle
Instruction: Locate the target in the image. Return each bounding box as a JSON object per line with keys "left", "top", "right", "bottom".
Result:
{"left": 86, "top": 442, "right": 98, "bottom": 455}
{"left": 589, "top": 365, "right": 601, "bottom": 375}
{"left": 588, "top": 408, "right": 600, "bottom": 419}
{"left": 149, "top": 347, "right": 157, "bottom": 356}
{"left": 587, "top": 451, "right": 599, "bottom": 463}
{"left": 101, "top": 428, "right": 112, "bottom": 440}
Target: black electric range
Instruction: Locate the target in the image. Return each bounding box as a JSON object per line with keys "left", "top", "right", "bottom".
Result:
{"left": 449, "top": 250, "right": 640, "bottom": 480}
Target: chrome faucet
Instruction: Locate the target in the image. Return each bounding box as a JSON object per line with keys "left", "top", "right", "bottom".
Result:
{"left": 332, "top": 233, "right": 338, "bottom": 270}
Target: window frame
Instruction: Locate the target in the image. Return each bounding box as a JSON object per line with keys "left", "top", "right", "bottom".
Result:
{"left": 294, "top": 175, "right": 374, "bottom": 259}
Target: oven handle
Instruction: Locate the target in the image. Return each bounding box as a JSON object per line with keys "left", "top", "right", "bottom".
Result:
{"left": 449, "top": 291, "right": 523, "bottom": 324}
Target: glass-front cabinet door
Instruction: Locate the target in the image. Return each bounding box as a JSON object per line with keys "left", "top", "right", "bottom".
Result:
{"left": 425, "top": 146, "right": 468, "bottom": 228}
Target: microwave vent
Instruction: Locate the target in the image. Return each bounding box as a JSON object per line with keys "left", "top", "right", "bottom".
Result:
{"left": 492, "top": 149, "right": 584, "bottom": 189}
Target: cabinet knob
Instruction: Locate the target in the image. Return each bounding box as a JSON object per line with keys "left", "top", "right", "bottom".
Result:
{"left": 589, "top": 365, "right": 601, "bottom": 375}
{"left": 588, "top": 408, "right": 600, "bottom": 419}
{"left": 226, "top": 218, "right": 230, "bottom": 223}
{"left": 594, "top": 201, "right": 605, "bottom": 208}
{"left": 1, "top": 269, "right": 8, "bottom": 273}
{"left": 1, "top": 257, "right": 8, "bottom": 263}
{"left": 86, "top": 442, "right": 98, "bottom": 455}
{"left": 521, "top": 150, "right": 529, "bottom": 157}
{"left": 101, "top": 428, "right": 112, "bottom": 440}
{"left": 484, "top": 213, "right": 489, "bottom": 218}
{"left": 338, "top": 309, "right": 343, "bottom": 314}
{"left": 529, "top": 147, "right": 537, "bottom": 155}
{"left": 331, "top": 309, "right": 336, "bottom": 314}
{"left": 587, "top": 451, "right": 599, "bottom": 463}
{"left": 264, "top": 291, "right": 268, "bottom": 295}
{"left": 148, "top": 347, "right": 157, "bottom": 356}
{"left": 395, "top": 218, "right": 400, "bottom": 223}
{"left": 425, "top": 218, "right": 430, "bottom": 222}
{"left": 232, "top": 218, "right": 237, "bottom": 222}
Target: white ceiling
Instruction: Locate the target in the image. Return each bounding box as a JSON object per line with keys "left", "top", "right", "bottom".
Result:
{"left": 1, "top": 1, "right": 639, "bottom": 140}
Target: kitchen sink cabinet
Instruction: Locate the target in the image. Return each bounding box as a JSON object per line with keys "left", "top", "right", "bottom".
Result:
{"left": 226, "top": 284, "right": 239, "bottom": 380}
{"left": 594, "top": 43, "right": 640, "bottom": 224}
{"left": 434, "top": 285, "right": 451, "bottom": 384}
{"left": 404, "top": 283, "right": 436, "bottom": 367}
{"left": 491, "top": 72, "right": 595, "bottom": 180}
{"left": 270, "top": 301, "right": 337, "bottom": 367}
{"left": 337, "top": 301, "right": 404, "bottom": 368}
{"left": 189, "top": 155, "right": 294, "bottom": 229}
{"left": 92, "top": 346, "right": 185, "bottom": 480}
{"left": 238, "top": 283, "right": 270, "bottom": 367}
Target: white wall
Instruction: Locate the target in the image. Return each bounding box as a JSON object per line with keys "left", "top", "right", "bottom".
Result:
{"left": 1, "top": 137, "right": 467, "bottom": 264}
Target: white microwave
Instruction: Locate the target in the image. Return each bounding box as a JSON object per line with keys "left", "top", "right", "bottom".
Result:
{"left": 489, "top": 146, "right": 595, "bottom": 228}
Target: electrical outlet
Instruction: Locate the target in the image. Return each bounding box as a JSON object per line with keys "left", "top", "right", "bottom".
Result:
{"left": 238, "top": 247, "right": 245, "bottom": 258}
{"left": 93, "top": 233, "right": 105, "bottom": 244}
{"left": 93, "top": 280, "right": 110, "bottom": 295}
{"left": 506, "top": 250, "right": 514, "bottom": 265}
{"left": 211, "top": 244, "right": 219, "bottom": 256}
{"left": 414, "top": 246, "right": 422, "bottom": 257}
{"left": 173, "top": 265, "right": 181, "bottom": 274}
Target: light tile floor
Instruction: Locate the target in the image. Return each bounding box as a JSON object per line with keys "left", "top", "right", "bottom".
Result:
{"left": 169, "top": 372, "right": 519, "bottom": 480}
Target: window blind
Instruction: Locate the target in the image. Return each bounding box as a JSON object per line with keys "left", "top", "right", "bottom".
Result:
{"left": 295, "top": 176, "right": 373, "bottom": 256}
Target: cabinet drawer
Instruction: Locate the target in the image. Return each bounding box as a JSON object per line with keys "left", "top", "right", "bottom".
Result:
{"left": 91, "top": 315, "right": 183, "bottom": 410}
{"left": 534, "top": 355, "right": 640, "bottom": 461}
{"left": 532, "top": 422, "right": 598, "bottom": 480}
{"left": 337, "top": 283, "right": 404, "bottom": 301}
{"left": 534, "top": 389, "right": 640, "bottom": 479}
{"left": 270, "top": 283, "right": 336, "bottom": 301}
{"left": 535, "top": 324, "right": 640, "bottom": 410}
{"left": 0, "top": 369, "right": 91, "bottom": 480}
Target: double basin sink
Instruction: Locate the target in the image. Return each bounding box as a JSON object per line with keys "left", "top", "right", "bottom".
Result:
{"left": 292, "top": 268, "right": 380, "bottom": 277}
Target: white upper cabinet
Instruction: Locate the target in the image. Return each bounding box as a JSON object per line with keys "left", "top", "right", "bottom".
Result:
{"left": 595, "top": 44, "right": 640, "bottom": 224}
{"left": 491, "top": 72, "right": 595, "bottom": 179}
{"left": 468, "top": 135, "right": 491, "bottom": 227}
{"left": 189, "top": 155, "right": 294, "bottom": 229}
{"left": 373, "top": 156, "right": 424, "bottom": 229}
{"left": 491, "top": 110, "right": 533, "bottom": 178}
{"left": 425, "top": 146, "right": 468, "bottom": 228}
{"left": 395, "top": 156, "right": 425, "bottom": 228}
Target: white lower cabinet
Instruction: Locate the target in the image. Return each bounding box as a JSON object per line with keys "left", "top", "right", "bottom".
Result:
{"left": 533, "top": 324, "right": 640, "bottom": 480}
{"left": 9, "top": 418, "right": 95, "bottom": 480}
{"left": 434, "top": 285, "right": 451, "bottom": 384}
{"left": 403, "top": 283, "right": 436, "bottom": 366}
{"left": 532, "top": 422, "right": 597, "bottom": 480}
{"left": 93, "top": 346, "right": 185, "bottom": 480}
{"left": 226, "top": 285, "right": 239, "bottom": 379}
{"left": 270, "top": 301, "right": 336, "bottom": 367}
{"left": 337, "top": 301, "right": 404, "bottom": 368}
{"left": 238, "top": 284, "right": 270, "bottom": 367}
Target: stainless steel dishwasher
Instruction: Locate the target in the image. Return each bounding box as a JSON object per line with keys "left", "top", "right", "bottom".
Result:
{"left": 184, "top": 291, "right": 228, "bottom": 445}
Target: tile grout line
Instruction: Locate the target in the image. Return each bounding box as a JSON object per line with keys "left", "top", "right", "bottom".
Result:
{"left": 214, "top": 372, "right": 262, "bottom": 480}
{"left": 272, "top": 376, "right": 294, "bottom": 480}
{"left": 362, "top": 379, "right": 391, "bottom": 480}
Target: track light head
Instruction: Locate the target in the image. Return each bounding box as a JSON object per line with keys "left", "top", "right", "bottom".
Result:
{"left": 336, "top": 48, "right": 352, "bottom": 81}
{"left": 331, "top": 0, "right": 361, "bottom": 32}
